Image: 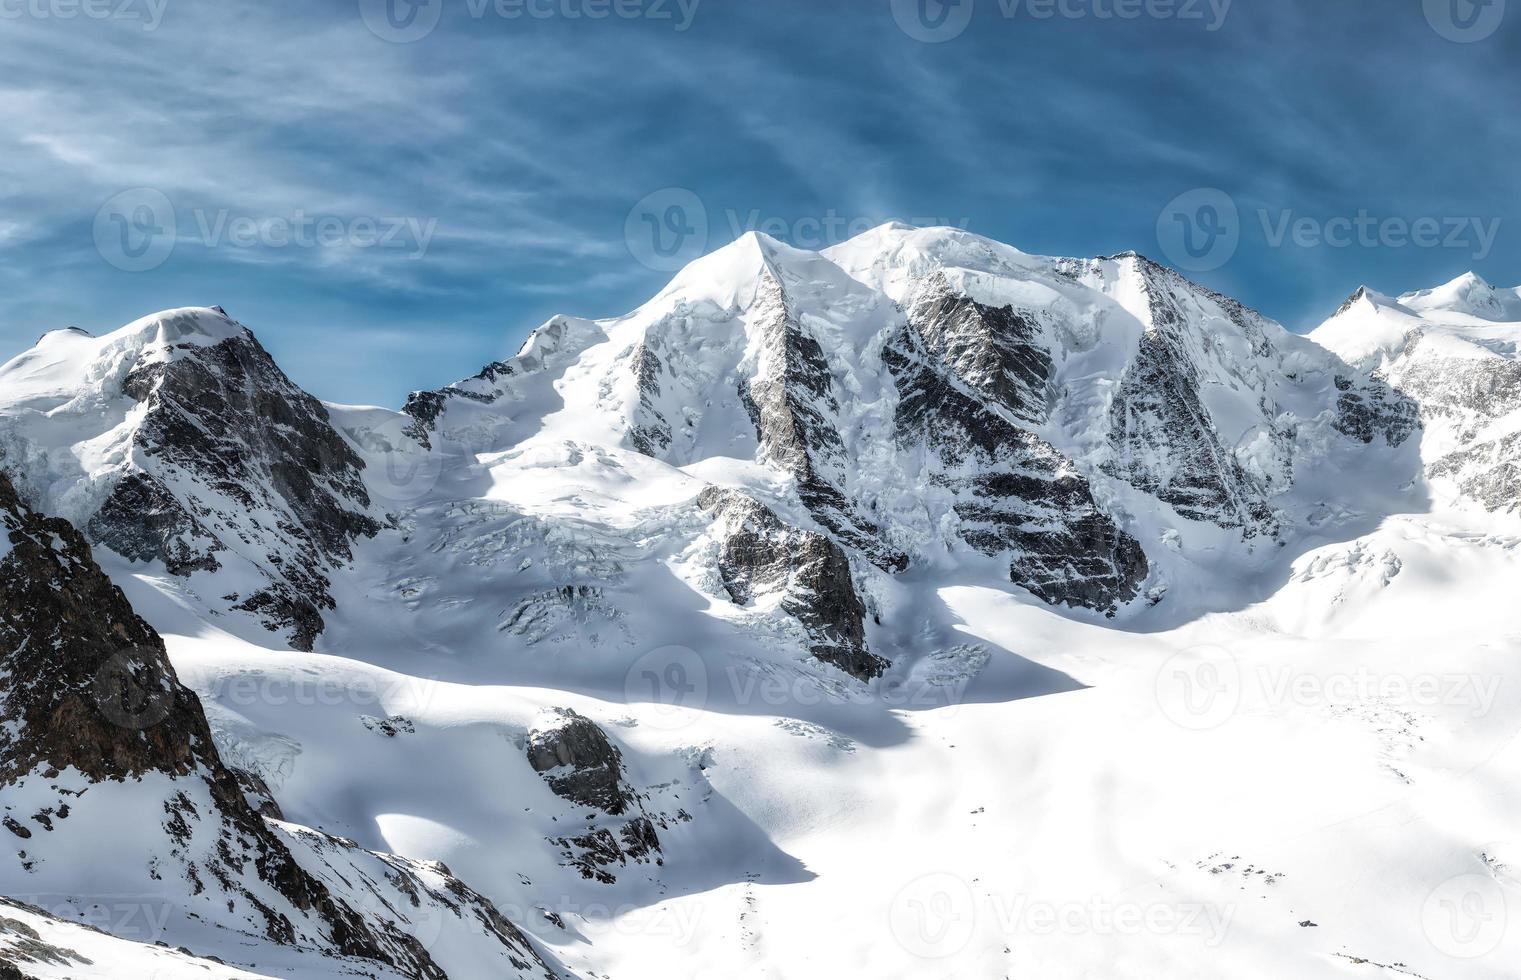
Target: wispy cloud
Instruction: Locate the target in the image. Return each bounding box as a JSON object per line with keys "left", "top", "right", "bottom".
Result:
{"left": 0, "top": 0, "right": 1517, "bottom": 401}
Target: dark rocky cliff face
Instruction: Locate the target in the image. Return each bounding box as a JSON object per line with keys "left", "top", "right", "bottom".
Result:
{"left": 526, "top": 709, "right": 663, "bottom": 885}
{"left": 736, "top": 269, "right": 911, "bottom": 574}
{"left": 0, "top": 473, "right": 553, "bottom": 979}
{"left": 887, "top": 280, "right": 1149, "bottom": 615}
{"left": 1331, "top": 373, "right": 1420, "bottom": 448}
{"left": 698, "top": 486, "right": 887, "bottom": 680}
{"left": 83, "top": 313, "right": 380, "bottom": 650}
{"left": 1, "top": 471, "right": 209, "bottom": 786}
{"left": 1101, "top": 262, "right": 1282, "bottom": 538}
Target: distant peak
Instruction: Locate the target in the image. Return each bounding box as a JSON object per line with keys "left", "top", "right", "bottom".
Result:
{"left": 1449, "top": 270, "right": 1493, "bottom": 290}
{"left": 1397, "top": 270, "right": 1520, "bottom": 322}
{"left": 1333, "top": 286, "right": 1375, "bottom": 317}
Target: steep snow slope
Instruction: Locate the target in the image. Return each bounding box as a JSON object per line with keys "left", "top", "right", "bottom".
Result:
{"left": 4, "top": 227, "right": 1519, "bottom": 979}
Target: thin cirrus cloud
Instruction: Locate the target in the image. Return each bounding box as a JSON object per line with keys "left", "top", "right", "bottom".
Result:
{"left": 0, "top": 0, "right": 1517, "bottom": 405}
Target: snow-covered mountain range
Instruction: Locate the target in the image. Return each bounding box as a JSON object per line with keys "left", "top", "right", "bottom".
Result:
{"left": 2, "top": 225, "right": 1519, "bottom": 979}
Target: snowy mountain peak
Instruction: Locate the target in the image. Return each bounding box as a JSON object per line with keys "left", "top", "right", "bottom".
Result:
{"left": 1313, "top": 273, "right": 1521, "bottom": 513}
{"left": 1332, "top": 284, "right": 1385, "bottom": 317}
{"left": 34, "top": 325, "right": 93, "bottom": 345}
{"left": 0, "top": 306, "right": 379, "bottom": 650}
{"left": 1396, "top": 270, "right": 1521, "bottom": 322}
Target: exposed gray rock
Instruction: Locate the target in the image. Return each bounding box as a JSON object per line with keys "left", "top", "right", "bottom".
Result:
{"left": 903, "top": 274, "right": 1053, "bottom": 426}
{"left": 1331, "top": 374, "right": 1419, "bottom": 447}
{"left": 527, "top": 708, "right": 635, "bottom": 815}
{"left": 627, "top": 342, "right": 673, "bottom": 457}
{"left": 886, "top": 284, "right": 1148, "bottom": 614}
{"left": 698, "top": 486, "right": 887, "bottom": 680}
{"left": 526, "top": 709, "right": 662, "bottom": 884}
{"left": 1102, "top": 257, "right": 1279, "bottom": 537}
{"left": 737, "top": 267, "right": 910, "bottom": 573}
{"left": 69, "top": 313, "right": 381, "bottom": 650}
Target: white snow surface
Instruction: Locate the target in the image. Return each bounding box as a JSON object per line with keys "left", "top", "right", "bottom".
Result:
{"left": 4, "top": 228, "right": 1521, "bottom": 979}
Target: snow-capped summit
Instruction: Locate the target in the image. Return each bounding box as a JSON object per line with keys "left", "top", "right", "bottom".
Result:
{"left": 1313, "top": 273, "right": 1521, "bottom": 513}
{"left": 1397, "top": 270, "right": 1521, "bottom": 323}
{"left": 398, "top": 226, "right": 1418, "bottom": 629}
{"left": 0, "top": 306, "right": 379, "bottom": 649}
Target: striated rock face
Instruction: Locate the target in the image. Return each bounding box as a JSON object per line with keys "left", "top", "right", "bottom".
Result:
{"left": 1101, "top": 258, "right": 1283, "bottom": 537}
{"left": 737, "top": 268, "right": 911, "bottom": 573}
{"left": 886, "top": 279, "right": 1149, "bottom": 613}
{"left": 627, "top": 343, "right": 673, "bottom": 458}
{"left": 698, "top": 486, "right": 886, "bottom": 680}
{"left": 0, "top": 473, "right": 555, "bottom": 980}
{"left": 399, "top": 314, "right": 608, "bottom": 454}
{"left": 526, "top": 709, "right": 662, "bottom": 884}
{"left": 102, "top": 318, "right": 379, "bottom": 648}
{"left": 1, "top": 470, "right": 209, "bottom": 786}
{"left": 902, "top": 275, "right": 1053, "bottom": 426}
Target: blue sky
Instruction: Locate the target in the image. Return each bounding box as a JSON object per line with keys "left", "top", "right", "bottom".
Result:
{"left": 1, "top": 0, "right": 1518, "bottom": 405}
